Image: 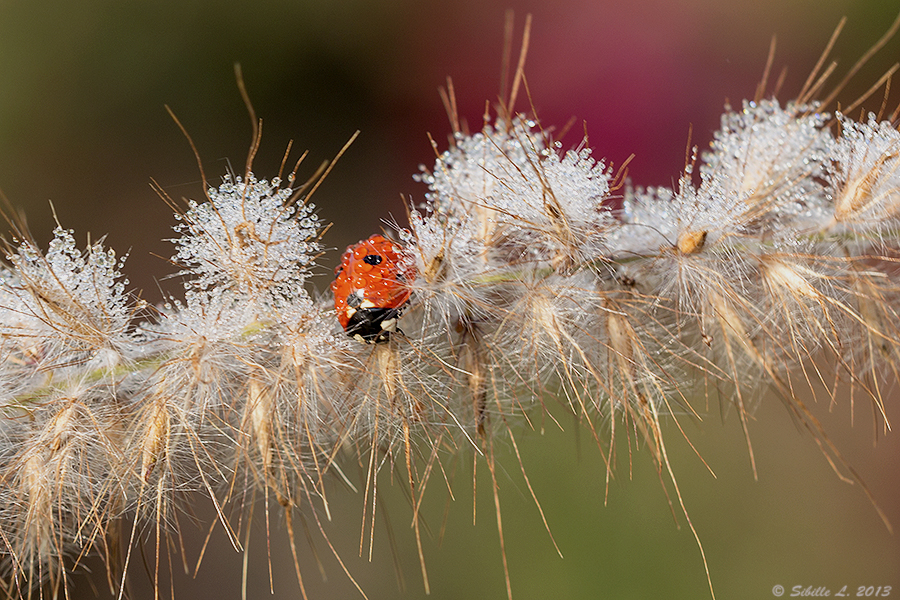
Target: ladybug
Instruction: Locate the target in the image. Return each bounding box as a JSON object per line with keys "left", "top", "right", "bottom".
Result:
{"left": 331, "top": 234, "right": 416, "bottom": 343}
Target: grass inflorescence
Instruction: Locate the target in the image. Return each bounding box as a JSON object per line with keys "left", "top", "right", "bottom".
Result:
{"left": 0, "top": 14, "right": 899, "bottom": 600}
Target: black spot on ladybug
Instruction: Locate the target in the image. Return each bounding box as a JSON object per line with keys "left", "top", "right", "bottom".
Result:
{"left": 363, "top": 254, "right": 383, "bottom": 266}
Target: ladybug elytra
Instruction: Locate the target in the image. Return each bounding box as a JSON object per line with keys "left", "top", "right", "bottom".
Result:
{"left": 331, "top": 234, "right": 415, "bottom": 343}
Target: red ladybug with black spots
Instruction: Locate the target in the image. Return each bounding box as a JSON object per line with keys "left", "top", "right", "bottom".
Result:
{"left": 331, "top": 234, "right": 416, "bottom": 343}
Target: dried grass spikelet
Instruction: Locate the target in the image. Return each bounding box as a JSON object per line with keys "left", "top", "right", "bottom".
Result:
{"left": 12, "top": 448, "right": 64, "bottom": 597}
{"left": 371, "top": 342, "right": 423, "bottom": 465}
{"left": 139, "top": 394, "right": 170, "bottom": 484}
{"left": 844, "top": 266, "right": 899, "bottom": 431}
{"left": 342, "top": 340, "right": 429, "bottom": 451}
{"left": 700, "top": 98, "right": 832, "bottom": 224}
{"left": 830, "top": 115, "right": 900, "bottom": 229}
{"left": 521, "top": 283, "right": 567, "bottom": 356}
{"left": 6, "top": 395, "right": 125, "bottom": 594}
{"left": 281, "top": 329, "right": 337, "bottom": 444}
{"left": 243, "top": 374, "right": 275, "bottom": 478}
{"left": 705, "top": 288, "right": 766, "bottom": 370}
{"left": 23, "top": 284, "right": 108, "bottom": 352}
{"left": 19, "top": 447, "right": 53, "bottom": 561}
{"left": 542, "top": 193, "right": 582, "bottom": 272}
{"left": 603, "top": 302, "right": 640, "bottom": 406}
{"left": 757, "top": 255, "right": 847, "bottom": 360}
{"left": 270, "top": 338, "right": 337, "bottom": 514}
{"left": 374, "top": 342, "right": 402, "bottom": 410}
{"left": 528, "top": 283, "right": 592, "bottom": 411}
{"left": 301, "top": 338, "right": 362, "bottom": 445}
{"left": 760, "top": 256, "right": 821, "bottom": 300}
{"left": 599, "top": 297, "right": 675, "bottom": 465}
{"left": 418, "top": 236, "right": 447, "bottom": 287}
{"left": 851, "top": 267, "right": 900, "bottom": 363}
{"left": 129, "top": 336, "right": 235, "bottom": 519}
{"left": 456, "top": 317, "right": 488, "bottom": 434}
{"left": 486, "top": 274, "right": 597, "bottom": 419}
{"left": 834, "top": 150, "right": 900, "bottom": 223}
{"left": 702, "top": 288, "right": 768, "bottom": 474}
{"left": 46, "top": 399, "right": 78, "bottom": 454}
{"left": 677, "top": 230, "right": 708, "bottom": 255}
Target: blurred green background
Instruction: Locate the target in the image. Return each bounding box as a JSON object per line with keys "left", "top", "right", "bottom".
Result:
{"left": 1, "top": 0, "right": 898, "bottom": 598}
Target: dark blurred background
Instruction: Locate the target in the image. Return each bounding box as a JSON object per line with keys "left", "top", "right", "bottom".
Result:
{"left": 1, "top": 0, "right": 898, "bottom": 598}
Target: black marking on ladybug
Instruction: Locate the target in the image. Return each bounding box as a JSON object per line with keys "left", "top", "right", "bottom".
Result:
{"left": 345, "top": 307, "right": 402, "bottom": 344}
{"left": 363, "top": 254, "right": 383, "bottom": 266}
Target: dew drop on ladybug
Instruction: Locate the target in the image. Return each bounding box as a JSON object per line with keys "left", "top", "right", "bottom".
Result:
{"left": 331, "top": 234, "right": 416, "bottom": 343}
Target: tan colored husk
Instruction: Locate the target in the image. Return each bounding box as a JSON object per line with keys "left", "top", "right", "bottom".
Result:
{"left": 677, "top": 230, "right": 708, "bottom": 255}
{"left": 245, "top": 375, "right": 274, "bottom": 474}
{"left": 834, "top": 151, "right": 900, "bottom": 223}
{"left": 761, "top": 258, "right": 821, "bottom": 300}
{"left": 140, "top": 395, "right": 170, "bottom": 484}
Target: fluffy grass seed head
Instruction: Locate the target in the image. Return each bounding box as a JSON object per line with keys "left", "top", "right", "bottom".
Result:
{"left": 411, "top": 116, "right": 613, "bottom": 317}
{"left": 0, "top": 227, "right": 139, "bottom": 591}
{"left": 829, "top": 113, "right": 900, "bottom": 236}
{"left": 173, "top": 172, "right": 320, "bottom": 309}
